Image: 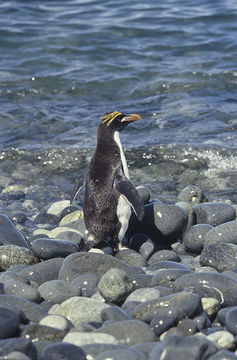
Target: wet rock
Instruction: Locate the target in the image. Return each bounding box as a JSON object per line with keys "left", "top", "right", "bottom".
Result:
{"left": 47, "top": 200, "right": 71, "bottom": 216}
{"left": 115, "top": 249, "right": 147, "bottom": 267}
{"left": 147, "top": 250, "right": 181, "bottom": 265}
{"left": 177, "top": 185, "right": 204, "bottom": 204}
{"left": 31, "top": 238, "right": 78, "bottom": 260}
{"left": 0, "top": 214, "right": 30, "bottom": 248}
{"left": 63, "top": 332, "right": 118, "bottom": 346}
{"left": 55, "top": 231, "right": 84, "bottom": 247}
{"left": 206, "top": 330, "right": 235, "bottom": 350}
{"left": 0, "top": 245, "right": 39, "bottom": 271}
{"left": 208, "top": 349, "right": 237, "bottom": 360}
{"left": 139, "top": 239, "right": 155, "bottom": 259}
{"left": 177, "top": 318, "right": 197, "bottom": 336}
{"left": 38, "top": 280, "right": 80, "bottom": 303}
{"left": 182, "top": 224, "right": 213, "bottom": 253}
{"left": 101, "top": 306, "right": 130, "bottom": 321}
{"left": 3, "top": 279, "right": 41, "bottom": 302}
{"left": 193, "top": 202, "right": 236, "bottom": 226}
{"left": 59, "top": 210, "right": 83, "bottom": 226}
{"left": 41, "top": 342, "right": 86, "bottom": 360}
{"left": 151, "top": 268, "right": 192, "bottom": 288}
{"left": 0, "top": 307, "right": 20, "bottom": 339}
{"left": 204, "top": 220, "right": 237, "bottom": 246}
{"left": 225, "top": 307, "right": 237, "bottom": 336}
{"left": 35, "top": 212, "right": 59, "bottom": 225}
{"left": 21, "top": 324, "right": 66, "bottom": 342}
{"left": 200, "top": 242, "right": 237, "bottom": 272}
{"left": 124, "top": 287, "right": 161, "bottom": 304}
{"left": 71, "top": 273, "right": 99, "bottom": 297}
{"left": 150, "top": 307, "right": 179, "bottom": 337}
{"left": 39, "top": 314, "right": 73, "bottom": 331}
{"left": 11, "top": 212, "right": 27, "bottom": 224}
{"left": 0, "top": 338, "right": 36, "bottom": 359}
{"left": 145, "top": 260, "right": 189, "bottom": 275}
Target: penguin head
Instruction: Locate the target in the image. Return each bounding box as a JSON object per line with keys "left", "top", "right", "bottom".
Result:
{"left": 100, "top": 111, "right": 141, "bottom": 132}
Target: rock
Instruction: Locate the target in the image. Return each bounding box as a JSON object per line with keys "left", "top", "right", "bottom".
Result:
{"left": 1, "top": 190, "right": 25, "bottom": 201}
{"left": 148, "top": 250, "right": 181, "bottom": 265}
{"left": 149, "top": 335, "right": 217, "bottom": 360}
{"left": 98, "top": 268, "right": 133, "bottom": 303}
{"left": 129, "top": 292, "right": 202, "bottom": 323}
{"left": 11, "top": 212, "right": 27, "bottom": 224}
{"left": 101, "top": 306, "right": 130, "bottom": 321}
{"left": 201, "top": 297, "right": 221, "bottom": 319}
{"left": 58, "top": 252, "right": 128, "bottom": 281}
{"left": 129, "top": 233, "right": 150, "bottom": 251}
{"left": 0, "top": 271, "right": 29, "bottom": 284}
{"left": 50, "top": 226, "right": 83, "bottom": 238}
{"left": 145, "top": 260, "right": 189, "bottom": 275}
{"left": 139, "top": 239, "right": 155, "bottom": 259}
{"left": 208, "top": 349, "right": 237, "bottom": 359}
{"left": 225, "top": 307, "right": 237, "bottom": 336}
{"left": 0, "top": 245, "right": 39, "bottom": 271}
{"left": 95, "top": 319, "right": 156, "bottom": 346}
{"left": 200, "top": 242, "right": 237, "bottom": 272}
{"left": 59, "top": 210, "right": 83, "bottom": 226}
{"left": 3, "top": 279, "right": 41, "bottom": 302}
{"left": 124, "top": 288, "right": 161, "bottom": 304}
{"left": 204, "top": 220, "right": 237, "bottom": 246}
{"left": 31, "top": 238, "right": 78, "bottom": 260}
{"left": 222, "top": 271, "right": 237, "bottom": 281}
{"left": 174, "top": 272, "right": 237, "bottom": 306}
{"left": 71, "top": 273, "right": 99, "bottom": 297}
{"left": 136, "top": 185, "right": 151, "bottom": 205}
{"left": 151, "top": 268, "right": 192, "bottom": 288}
{"left": 0, "top": 307, "right": 20, "bottom": 339}
{"left": 0, "top": 303, "right": 27, "bottom": 324}
{"left": 39, "top": 314, "right": 73, "bottom": 331}
{"left": 115, "top": 249, "right": 147, "bottom": 267}
{"left": 177, "top": 319, "right": 197, "bottom": 335}
{"left": 55, "top": 231, "right": 84, "bottom": 247}
{"left": 150, "top": 307, "right": 179, "bottom": 336}
{"left": 63, "top": 332, "right": 118, "bottom": 346}
{"left": 206, "top": 330, "right": 235, "bottom": 350}
{"left": 35, "top": 212, "right": 59, "bottom": 225}
{"left": 4, "top": 351, "right": 31, "bottom": 360}
{"left": 0, "top": 338, "right": 37, "bottom": 359}
{"left": 126, "top": 273, "right": 153, "bottom": 290}
{"left": 48, "top": 296, "right": 109, "bottom": 326}
{"left": 19, "top": 258, "right": 64, "bottom": 286}
{"left": 193, "top": 202, "right": 236, "bottom": 226}
{"left": 41, "top": 342, "right": 87, "bottom": 360}
{"left": 182, "top": 224, "right": 213, "bottom": 253}
{"left": 47, "top": 200, "right": 71, "bottom": 216}
{"left": 0, "top": 214, "right": 30, "bottom": 248}
{"left": 38, "top": 279, "right": 79, "bottom": 303}
{"left": 193, "top": 313, "right": 211, "bottom": 331}
{"left": 177, "top": 185, "right": 204, "bottom": 204}
{"left": 95, "top": 348, "right": 147, "bottom": 360}
{"left": 21, "top": 324, "right": 66, "bottom": 342}
{"left": 175, "top": 201, "right": 195, "bottom": 230}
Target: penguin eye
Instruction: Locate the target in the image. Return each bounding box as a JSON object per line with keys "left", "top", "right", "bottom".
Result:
{"left": 101, "top": 111, "right": 122, "bottom": 126}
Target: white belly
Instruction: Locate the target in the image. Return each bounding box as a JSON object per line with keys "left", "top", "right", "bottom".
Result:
{"left": 117, "top": 195, "right": 131, "bottom": 241}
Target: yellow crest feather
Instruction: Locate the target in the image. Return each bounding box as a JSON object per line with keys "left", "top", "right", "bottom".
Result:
{"left": 101, "top": 111, "right": 122, "bottom": 126}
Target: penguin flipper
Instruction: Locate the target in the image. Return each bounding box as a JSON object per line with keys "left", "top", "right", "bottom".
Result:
{"left": 70, "top": 179, "right": 85, "bottom": 204}
{"left": 114, "top": 176, "right": 144, "bottom": 221}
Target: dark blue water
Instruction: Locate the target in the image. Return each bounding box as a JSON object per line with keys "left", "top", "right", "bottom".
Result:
{"left": 1, "top": 0, "right": 237, "bottom": 203}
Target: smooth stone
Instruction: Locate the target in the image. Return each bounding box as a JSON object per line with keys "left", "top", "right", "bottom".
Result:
{"left": 59, "top": 205, "right": 81, "bottom": 219}
{"left": 48, "top": 296, "right": 109, "bottom": 326}
{"left": 175, "top": 201, "right": 195, "bottom": 230}
{"left": 177, "top": 185, "right": 204, "bottom": 204}
{"left": 115, "top": 249, "right": 147, "bottom": 267}
{"left": 222, "top": 271, "right": 237, "bottom": 281}
{"left": 131, "top": 342, "right": 157, "bottom": 358}
{"left": 208, "top": 349, "right": 237, "bottom": 359}
{"left": 35, "top": 212, "right": 59, "bottom": 225}
{"left": 136, "top": 185, "right": 151, "bottom": 205}
{"left": 63, "top": 218, "right": 87, "bottom": 236}
{"left": 149, "top": 335, "right": 217, "bottom": 360}
{"left": 21, "top": 324, "right": 66, "bottom": 342}
{"left": 4, "top": 351, "right": 31, "bottom": 360}
{"left": 101, "top": 306, "right": 130, "bottom": 321}
{"left": 0, "top": 214, "right": 30, "bottom": 248}
{"left": 0, "top": 271, "right": 29, "bottom": 284}
{"left": 33, "top": 229, "right": 52, "bottom": 237}
{"left": 204, "top": 221, "right": 237, "bottom": 246}
{"left": 59, "top": 210, "right": 84, "bottom": 226}
{"left": 225, "top": 307, "right": 237, "bottom": 336}
{"left": 154, "top": 286, "right": 174, "bottom": 297}
{"left": 0, "top": 303, "right": 28, "bottom": 324}
{"left": 63, "top": 332, "right": 118, "bottom": 346}
{"left": 174, "top": 272, "right": 237, "bottom": 306}
{"left": 58, "top": 252, "right": 128, "bottom": 281}
{"left": 41, "top": 342, "right": 86, "bottom": 360}
{"left": 7, "top": 264, "right": 28, "bottom": 272}
{"left": 195, "top": 266, "right": 218, "bottom": 273}
{"left": 200, "top": 242, "right": 237, "bottom": 272}
{"left": 148, "top": 250, "right": 181, "bottom": 265}
{"left": 1, "top": 191, "right": 25, "bottom": 201}
{"left": 71, "top": 273, "right": 99, "bottom": 297}
{"left": 217, "top": 307, "right": 234, "bottom": 326}
{"left": 124, "top": 288, "right": 161, "bottom": 304}
{"left": 122, "top": 265, "right": 145, "bottom": 276}
{"left": 177, "top": 319, "right": 197, "bottom": 335}
{"left": 0, "top": 245, "right": 39, "bottom": 271}
{"left": 39, "top": 314, "right": 73, "bottom": 331}
{"left": 3, "top": 279, "right": 41, "bottom": 302}
{"left": 201, "top": 297, "right": 221, "bottom": 319}
{"left": 151, "top": 268, "right": 192, "bottom": 288}
{"left": 206, "top": 330, "right": 235, "bottom": 350}
{"left": 150, "top": 307, "right": 179, "bottom": 337}
{"left": 98, "top": 268, "right": 133, "bottom": 303}
{"left": 180, "top": 256, "right": 201, "bottom": 271}
{"left": 95, "top": 319, "right": 156, "bottom": 346}
{"left": 19, "top": 258, "right": 64, "bottom": 286}
{"left": 31, "top": 238, "right": 78, "bottom": 260}
{"left": 126, "top": 273, "right": 153, "bottom": 290}
{"left": 193, "top": 313, "right": 212, "bottom": 331}
{"left": 50, "top": 226, "right": 83, "bottom": 238}
{"left": 193, "top": 202, "right": 236, "bottom": 226}
{"left": 80, "top": 344, "right": 131, "bottom": 359}
{"left": 38, "top": 280, "right": 80, "bottom": 303}
{"left": 0, "top": 338, "right": 37, "bottom": 359}
{"left": 0, "top": 307, "right": 20, "bottom": 339}
{"left": 129, "top": 233, "right": 150, "bottom": 251}
{"left": 47, "top": 200, "right": 71, "bottom": 216}
{"left": 0, "top": 294, "right": 45, "bottom": 322}
{"left": 182, "top": 224, "right": 213, "bottom": 253}
{"left": 95, "top": 348, "right": 147, "bottom": 360}
{"left": 55, "top": 231, "right": 84, "bottom": 247}
{"left": 129, "top": 292, "right": 202, "bottom": 323}
{"left": 139, "top": 239, "right": 155, "bottom": 259}
{"left": 145, "top": 260, "right": 189, "bottom": 275}
{"left": 11, "top": 212, "right": 27, "bottom": 224}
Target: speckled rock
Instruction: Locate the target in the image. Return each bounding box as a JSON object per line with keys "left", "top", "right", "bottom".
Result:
{"left": 151, "top": 268, "right": 192, "bottom": 288}
{"left": 150, "top": 307, "right": 179, "bottom": 336}
{"left": 39, "top": 314, "right": 73, "bottom": 331}
{"left": 139, "top": 239, "right": 155, "bottom": 259}
{"left": 177, "top": 185, "right": 204, "bottom": 204}
{"left": 101, "top": 306, "right": 130, "bottom": 321}
{"left": 203, "top": 220, "right": 237, "bottom": 246}
{"left": 208, "top": 350, "right": 237, "bottom": 360}
{"left": 124, "top": 288, "right": 161, "bottom": 304}
{"left": 20, "top": 324, "right": 66, "bottom": 343}
{"left": 177, "top": 318, "right": 197, "bottom": 336}
{"left": 206, "top": 330, "right": 235, "bottom": 350}
{"left": 35, "top": 212, "right": 59, "bottom": 225}
{"left": 200, "top": 242, "right": 237, "bottom": 272}
{"left": 0, "top": 214, "right": 30, "bottom": 249}
{"left": 63, "top": 332, "right": 118, "bottom": 346}
{"left": 145, "top": 260, "right": 189, "bottom": 275}
{"left": 0, "top": 245, "right": 39, "bottom": 271}
{"left": 38, "top": 280, "right": 80, "bottom": 303}
{"left": 41, "top": 342, "right": 86, "bottom": 360}
{"left": 193, "top": 202, "right": 236, "bottom": 226}
{"left": 147, "top": 250, "right": 181, "bottom": 265}
{"left": 115, "top": 249, "right": 147, "bottom": 267}
{"left": 201, "top": 297, "right": 221, "bottom": 319}
{"left": 71, "top": 272, "right": 99, "bottom": 297}
{"left": 182, "top": 224, "right": 213, "bottom": 253}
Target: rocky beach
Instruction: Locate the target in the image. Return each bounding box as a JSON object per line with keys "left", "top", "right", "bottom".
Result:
{"left": 1, "top": 182, "right": 237, "bottom": 359}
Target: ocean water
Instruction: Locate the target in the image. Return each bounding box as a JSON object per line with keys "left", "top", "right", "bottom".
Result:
{"left": 0, "top": 0, "right": 237, "bottom": 208}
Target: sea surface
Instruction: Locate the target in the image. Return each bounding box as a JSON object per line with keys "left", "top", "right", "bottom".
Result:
{"left": 1, "top": 0, "right": 237, "bottom": 208}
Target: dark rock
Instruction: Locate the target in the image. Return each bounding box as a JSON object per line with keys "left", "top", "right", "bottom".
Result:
{"left": 174, "top": 272, "right": 237, "bottom": 306}
{"left": 55, "top": 231, "right": 84, "bottom": 247}
{"left": 38, "top": 280, "right": 80, "bottom": 303}
{"left": 71, "top": 273, "right": 99, "bottom": 297}
{"left": 3, "top": 279, "right": 41, "bottom": 302}
{"left": 139, "top": 239, "right": 155, "bottom": 259}
{"left": 136, "top": 185, "right": 151, "bottom": 205}
{"left": 182, "top": 224, "right": 213, "bottom": 253}
{"left": 150, "top": 307, "right": 179, "bottom": 336}
{"left": 11, "top": 212, "right": 27, "bottom": 224}
{"left": 80, "top": 344, "right": 133, "bottom": 359}
{"left": 131, "top": 342, "right": 157, "bottom": 358}
{"left": 193, "top": 313, "right": 212, "bottom": 331}
{"left": 225, "top": 307, "right": 237, "bottom": 336}
{"left": 58, "top": 252, "right": 128, "bottom": 281}
{"left": 0, "top": 307, "right": 20, "bottom": 339}
{"left": 1, "top": 191, "right": 25, "bottom": 201}
{"left": 95, "top": 348, "right": 147, "bottom": 360}
{"left": 154, "top": 286, "right": 174, "bottom": 297}
{"left": 0, "top": 338, "right": 37, "bottom": 359}
{"left": 148, "top": 250, "right": 181, "bottom": 265}
{"left": 0, "top": 245, "right": 39, "bottom": 271}
{"left": 149, "top": 335, "right": 217, "bottom": 360}
{"left": 204, "top": 220, "right": 237, "bottom": 246}
{"left": 146, "top": 260, "right": 189, "bottom": 275}
{"left": 101, "top": 306, "right": 130, "bottom": 322}
{"left": 208, "top": 349, "right": 237, "bottom": 359}
{"left": 129, "top": 233, "right": 150, "bottom": 251}
{"left": 0, "top": 303, "right": 28, "bottom": 324}
{"left": 177, "top": 319, "right": 197, "bottom": 335}
{"left": 216, "top": 307, "right": 233, "bottom": 326}
{"left": 0, "top": 271, "right": 29, "bottom": 284}
{"left": 177, "top": 185, "right": 205, "bottom": 204}
{"left": 31, "top": 238, "right": 78, "bottom": 260}
{"left": 95, "top": 319, "right": 156, "bottom": 346}
{"left": 115, "top": 249, "right": 146, "bottom": 267}
{"left": 200, "top": 242, "right": 237, "bottom": 272}
{"left": 41, "top": 342, "right": 87, "bottom": 360}
{"left": 129, "top": 292, "right": 202, "bottom": 323}
{"left": 126, "top": 273, "right": 152, "bottom": 289}
{"left": 21, "top": 324, "right": 66, "bottom": 342}
{"left": 20, "top": 258, "right": 64, "bottom": 286}
{"left": 35, "top": 212, "right": 59, "bottom": 225}
{"left": 0, "top": 214, "right": 30, "bottom": 248}
{"left": 151, "top": 268, "right": 192, "bottom": 288}
{"left": 193, "top": 202, "right": 236, "bottom": 226}
{"left": 60, "top": 206, "right": 81, "bottom": 220}
{"left": 222, "top": 271, "right": 237, "bottom": 281}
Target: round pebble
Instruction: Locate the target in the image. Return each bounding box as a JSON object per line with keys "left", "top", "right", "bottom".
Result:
{"left": 193, "top": 202, "right": 236, "bottom": 226}
{"left": 41, "top": 342, "right": 87, "bottom": 360}
{"left": 225, "top": 307, "right": 237, "bottom": 336}
{"left": 39, "top": 314, "right": 73, "bottom": 331}
{"left": 0, "top": 307, "right": 20, "bottom": 339}
{"left": 38, "top": 280, "right": 80, "bottom": 303}
{"left": 31, "top": 238, "right": 78, "bottom": 260}
{"left": 200, "top": 242, "right": 237, "bottom": 272}
{"left": 182, "top": 224, "right": 213, "bottom": 253}
{"left": 0, "top": 245, "right": 39, "bottom": 271}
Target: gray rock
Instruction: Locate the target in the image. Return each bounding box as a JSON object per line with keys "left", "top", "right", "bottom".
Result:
{"left": 39, "top": 314, "right": 73, "bottom": 331}
{"left": 129, "top": 233, "right": 150, "bottom": 252}
{"left": 124, "top": 288, "right": 161, "bottom": 304}
{"left": 201, "top": 297, "right": 221, "bottom": 319}
{"left": 4, "top": 351, "right": 31, "bottom": 360}
{"left": 0, "top": 214, "right": 30, "bottom": 248}
{"left": 207, "top": 330, "right": 235, "bottom": 350}
{"left": 3, "top": 279, "right": 41, "bottom": 302}
{"left": 182, "top": 224, "right": 213, "bottom": 253}
{"left": 0, "top": 245, "right": 39, "bottom": 271}
{"left": 139, "top": 239, "right": 155, "bottom": 259}
{"left": 47, "top": 200, "right": 71, "bottom": 216}
{"left": 101, "top": 306, "right": 130, "bottom": 321}
{"left": 136, "top": 185, "right": 151, "bottom": 205}
{"left": 174, "top": 272, "right": 237, "bottom": 306}
{"left": 193, "top": 202, "right": 236, "bottom": 226}
{"left": 31, "top": 238, "right": 78, "bottom": 260}
{"left": 177, "top": 185, "right": 204, "bottom": 204}
{"left": 208, "top": 349, "right": 237, "bottom": 359}
{"left": 115, "top": 249, "right": 147, "bottom": 267}
{"left": 58, "top": 252, "right": 128, "bottom": 281}
{"left": 63, "top": 332, "right": 118, "bottom": 346}
{"left": 95, "top": 319, "right": 156, "bottom": 346}
{"left": 0, "top": 338, "right": 37, "bottom": 359}
{"left": 0, "top": 307, "right": 20, "bottom": 339}
{"left": 21, "top": 324, "right": 66, "bottom": 342}
{"left": 41, "top": 342, "right": 86, "bottom": 360}
{"left": 177, "top": 319, "right": 197, "bottom": 336}
{"left": 225, "top": 307, "right": 237, "bottom": 336}
{"left": 38, "top": 280, "right": 80, "bottom": 303}
{"left": 98, "top": 268, "right": 133, "bottom": 303}
{"left": 145, "top": 260, "right": 189, "bottom": 275}
{"left": 55, "top": 231, "right": 84, "bottom": 247}
{"left": 148, "top": 250, "right": 181, "bottom": 265}
{"left": 151, "top": 268, "right": 192, "bottom": 288}
{"left": 0, "top": 271, "right": 29, "bottom": 284}
{"left": 95, "top": 348, "right": 147, "bottom": 360}
{"left": 71, "top": 272, "right": 99, "bottom": 297}
{"left": 35, "top": 212, "right": 59, "bottom": 225}
{"left": 150, "top": 307, "right": 179, "bottom": 337}
{"left": 200, "top": 242, "right": 237, "bottom": 272}
{"left": 204, "top": 220, "right": 237, "bottom": 246}
{"left": 176, "top": 201, "right": 196, "bottom": 230}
